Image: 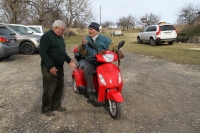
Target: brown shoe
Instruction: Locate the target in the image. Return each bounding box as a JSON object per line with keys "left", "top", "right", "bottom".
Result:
{"left": 43, "top": 112, "right": 55, "bottom": 116}
{"left": 54, "top": 107, "right": 66, "bottom": 112}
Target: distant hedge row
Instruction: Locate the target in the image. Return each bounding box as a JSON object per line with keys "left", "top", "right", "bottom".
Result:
{"left": 178, "top": 24, "right": 200, "bottom": 38}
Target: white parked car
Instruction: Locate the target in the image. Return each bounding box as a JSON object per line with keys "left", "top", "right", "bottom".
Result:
{"left": 111, "top": 29, "right": 124, "bottom": 36}
{"left": 27, "top": 25, "right": 45, "bottom": 34}
{"left": 137, "top": 22, "right": 177, "bottom": 46}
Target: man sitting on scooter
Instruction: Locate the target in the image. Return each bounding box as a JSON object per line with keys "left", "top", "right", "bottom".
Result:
{"left": 78, "top": 22, "right": 124, "bottom": 101}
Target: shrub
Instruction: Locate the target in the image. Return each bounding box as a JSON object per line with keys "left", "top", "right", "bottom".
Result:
{"left": 68, "top": 31, "right": 76, "bottom": 37}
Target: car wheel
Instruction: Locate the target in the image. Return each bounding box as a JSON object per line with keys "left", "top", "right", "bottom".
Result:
{"left": 150, "top": 38, "right": 156, "bottom": 46}
{"left": 137, "top": 37, "right": 142, "bottom": 44}
{"left": 21, "top": 42, "right": 35, "bottom": 55}
{"left": 168, "top": 41, "right": 174, "bottom": 45}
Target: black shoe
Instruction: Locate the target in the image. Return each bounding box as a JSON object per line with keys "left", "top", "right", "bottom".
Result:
{"left": 54, "top": 107, "right": 66, "bottom": 112}
{"left": 88, "top": 92, "right": 97, "bottom": 101}
{"left": 43, "top": 112, "right": 55, "bottom": 116}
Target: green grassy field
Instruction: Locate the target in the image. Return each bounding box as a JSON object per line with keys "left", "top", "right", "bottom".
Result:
{"left": 65, "top": 29, "right": 200, "bottom": 65}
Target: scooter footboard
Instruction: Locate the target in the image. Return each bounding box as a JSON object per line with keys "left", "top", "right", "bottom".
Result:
{"left": 106, "top": 90, "right": 124, "bottom": 102}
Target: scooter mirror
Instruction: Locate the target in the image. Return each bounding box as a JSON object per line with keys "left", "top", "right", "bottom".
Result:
{"left": 118, "top": 40, "right": 125, "bottom": 50}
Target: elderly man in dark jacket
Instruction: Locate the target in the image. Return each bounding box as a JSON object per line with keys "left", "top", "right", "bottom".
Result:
{"left": 40, "top": 20, "right": 76, "bottom": 116}
{"left": 78, "top": 22, "right": 124, "bottom": 101}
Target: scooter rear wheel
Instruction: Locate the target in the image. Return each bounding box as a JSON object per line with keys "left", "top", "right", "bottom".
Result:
{"left": 108, "top": 100, "right": 121, "bottom": 120}
{"left": 72, "top": 78, "right": 79, "bottom": 94}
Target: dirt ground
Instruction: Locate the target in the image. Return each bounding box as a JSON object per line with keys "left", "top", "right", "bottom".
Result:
{"left": 0, "top": 46, "right": 200, "bottom": 133}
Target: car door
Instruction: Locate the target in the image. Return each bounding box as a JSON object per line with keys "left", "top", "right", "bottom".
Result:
{"left": 147, "top": 26, "right": 157, "bottom": 40}
{"left": 143, "top": 26, "right": 154, "bottom": 41}
{"left": 140, "top": 26, "right": 149, "bottom": 41}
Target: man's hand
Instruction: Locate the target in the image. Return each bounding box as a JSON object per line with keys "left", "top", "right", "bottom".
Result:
{"left": 118, "top": 50, "right": 124, "bottom": 59}
{"left": 81, "top": 38, "right": 88, "bottom": 46}
{"left": 99, "top": 50, "right": 106, "bottom": 55}
{"left": 69, "top": 60, "right": 76, "bottom": 68}
{"left": 50, "top": 67, "right": 58, "bottom": 76}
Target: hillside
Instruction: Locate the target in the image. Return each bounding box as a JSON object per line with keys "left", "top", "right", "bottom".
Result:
{"left": 178, "top": 24, "right": 200, "bottom": 37}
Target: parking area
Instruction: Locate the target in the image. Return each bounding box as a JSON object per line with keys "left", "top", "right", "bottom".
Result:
{"left": 0, "top": 47, "right": 200, "bottom": 133}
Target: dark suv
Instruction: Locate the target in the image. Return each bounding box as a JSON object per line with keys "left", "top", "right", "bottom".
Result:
{"left": 0, "top": 25, "right": 18, "bottom": 58}
{"left": 137, "top": 23, "right": 177, "bottom": 46}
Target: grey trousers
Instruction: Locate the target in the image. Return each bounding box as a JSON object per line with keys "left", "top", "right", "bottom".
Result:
{"left": 41, "top": 65, "right": 64, "bottom": 113}
{"left": 84, "top": 61, "right": 96, "bottom": 93}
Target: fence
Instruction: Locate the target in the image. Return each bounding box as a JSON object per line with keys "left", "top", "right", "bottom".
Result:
{"left": 177, "top": 34, "right": 200, "bottom": 44}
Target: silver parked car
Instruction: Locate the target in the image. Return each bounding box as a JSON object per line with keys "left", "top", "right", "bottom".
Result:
{"left": 3, "top": 24, "right": 43, "bottom": 36}
{"left": 0, "top": 24, "right": 40, "bottom": 55}
{"left": 0, "top": 25, "right": 18, "bottom": 58}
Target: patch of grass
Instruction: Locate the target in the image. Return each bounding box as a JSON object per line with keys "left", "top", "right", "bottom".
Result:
{"left": 64, "top": 28, "right": 88, "bottom": 47}
{"left": 125, "top": 42, "right": 200, "bottom": 65}
{"left": 65, "top": 36, "right": 82, "bottom": 47}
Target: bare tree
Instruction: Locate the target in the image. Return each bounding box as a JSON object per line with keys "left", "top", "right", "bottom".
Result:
{"left": 176, "top": 3, "right": 200, "bottom": 25}
{"left": 101, "top": 21, "right": 115, "bottom": 28}
{"left": 110, "top": 22, "right": 115, "bottom": 29}
{"left": 116, "top": 17, "right": 126, "bottom": 30}
{"left": 78, "top": 20, "right": 87, "bottom": 33}
{"left": 0, "top": 0, "right": 30, "bottom": 24}
{"left": 0, "top": 0, "right": 94, "bottom": 31}
{"left": 117, "top": 15, "right": 137, "bottom": 31}
{"left": 140, "top": 13, "right": 161, "bottom": 26}
{"left": 126, "top": 15, "right": 137, "bottom": 31}
{"left": 62, "top": 0, "right": 94, "bottom": 34}
{"left": 25, "top": 0, "right": 64, "bottom": 28}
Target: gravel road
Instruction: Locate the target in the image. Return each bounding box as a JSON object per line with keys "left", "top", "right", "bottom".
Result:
{"left": 0, "top": 46, "right": 200, "bottom": 133}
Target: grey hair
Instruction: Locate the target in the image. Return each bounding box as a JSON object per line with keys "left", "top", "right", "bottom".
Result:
{"left": 52, "top": 20, "right": 66, "bottom": 28}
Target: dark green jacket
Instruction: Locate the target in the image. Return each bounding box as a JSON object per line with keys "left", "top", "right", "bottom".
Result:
{"left": 40, "top": 29, "right": 71, "bottom": 69}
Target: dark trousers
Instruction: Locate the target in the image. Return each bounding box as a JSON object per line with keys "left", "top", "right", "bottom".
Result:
{"left": 84, "top": 61, "right": 96, "bottom": 93}
{"left": 41, "top": 65, "right": 64, "bottom": 113}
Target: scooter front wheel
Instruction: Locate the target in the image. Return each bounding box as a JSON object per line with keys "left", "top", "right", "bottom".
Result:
{"left": 72, "top": 78, "right": 79, "bottom": 94}
{"left": 108, "top": 100, "right": 121, "bottom": 120}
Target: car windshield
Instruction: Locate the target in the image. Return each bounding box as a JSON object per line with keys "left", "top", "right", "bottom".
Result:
{"left": 7, "top": 25, "right": 28, "bottom": 35}
{"left": 28, "top": 27, "right": 40, "bottom": 33}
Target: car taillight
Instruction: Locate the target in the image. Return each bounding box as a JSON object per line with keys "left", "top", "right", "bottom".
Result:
{"left": 173, "top": 26, "right": 178, "bottom": 34}
{"left": 0, "top": 37, "right": 9, "bottom": 42}
{"left": 156, "top": 26, "right": 160, "bottom": 35}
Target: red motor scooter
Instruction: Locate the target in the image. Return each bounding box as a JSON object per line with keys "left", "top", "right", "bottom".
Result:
{"left": 72, "top": 40, "right": 125, "bottom": 119}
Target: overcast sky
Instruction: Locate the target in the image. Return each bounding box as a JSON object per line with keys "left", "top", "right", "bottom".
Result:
{"left": 90, "top": 0, "right": 200, "bottom": 25}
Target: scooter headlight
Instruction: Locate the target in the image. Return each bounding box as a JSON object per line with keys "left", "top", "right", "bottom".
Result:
{"left": 118, "top": 72, "right": 122, "bottom": 84}
{"left": 103, "top": 54, "right": 114, "bottom": 62}
{"left": 99, "top": 74, "right": 106, "bottom": 85}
